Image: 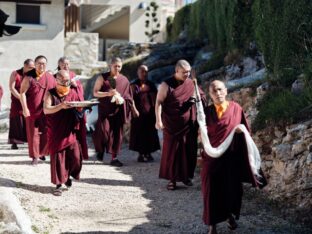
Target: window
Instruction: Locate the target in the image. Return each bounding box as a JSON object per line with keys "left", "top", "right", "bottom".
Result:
{"left": 16, "top": 4, "right": 40, "bottom": 24}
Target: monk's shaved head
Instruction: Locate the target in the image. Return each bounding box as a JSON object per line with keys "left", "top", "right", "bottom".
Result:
{"left": 209, "top": 80, "right": 226, "bottom": 89}
{"left": 56, "top": 70, "right": 70, "bottom": 81}
{"left": 175, "top": 60, "right": 191, "bottom": 82}
{"left": 209, "top": 80, "right": 227, "bottom": 105}
{"left": 138, "top": 64, "right": 148, "bottom": 72}
{"left": 175, "top": 60, "right": 191, "bottom": 70}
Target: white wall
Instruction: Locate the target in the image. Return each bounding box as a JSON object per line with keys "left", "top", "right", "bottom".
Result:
{"left": 0, "top": 0, "right": 64, "bottom": 109}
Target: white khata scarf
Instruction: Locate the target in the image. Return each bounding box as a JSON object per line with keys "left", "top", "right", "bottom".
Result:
{"left": 194, "top": 80, "right": 262, "bottom": 178}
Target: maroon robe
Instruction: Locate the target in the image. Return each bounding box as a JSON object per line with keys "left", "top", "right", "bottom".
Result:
{"left": 8, "top": 68, "right": 27, "bottom": 144}
{"left": 201, "top": 101, "right": 266, "bottom": 225}
{"left": 46, "top": 88, "right": 83, "bottom": 185}
{"left": 92, "top": 72, "right": 133, "bottom": 155}
{"left": 24, "top": 69, "right": 55, "bottom": 158}
{"left": 159, "top": 77, "right": 198, "bottom": 182}
{"left": 129, "top": 79, "right": 160, "bottom": 154}
{"left": 69, "top": 70, "right": 88, "bottom": 160}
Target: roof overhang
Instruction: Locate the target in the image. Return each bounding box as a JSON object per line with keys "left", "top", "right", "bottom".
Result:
{"left": 0, "top": 0, "right": 51, "bottom": 4}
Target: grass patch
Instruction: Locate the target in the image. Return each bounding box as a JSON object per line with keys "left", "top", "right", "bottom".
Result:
{"left": 31, "top": 225, "right": 40, "bottom": 233}
{"left": 38, "top": 206, "right": 51, "bottom": 213}
{"left": 253, "top": 87, "right": 312, "bottom": 131}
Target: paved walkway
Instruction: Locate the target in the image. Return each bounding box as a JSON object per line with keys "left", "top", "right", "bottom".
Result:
{"left": 0, "top": 131, "right": 311, "bottom": 234}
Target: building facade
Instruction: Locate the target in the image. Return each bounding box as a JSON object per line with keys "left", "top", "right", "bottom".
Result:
{"left": 0, "top": 0, "right": 64, "bottom": 108}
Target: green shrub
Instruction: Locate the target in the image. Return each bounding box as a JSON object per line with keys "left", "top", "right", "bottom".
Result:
{"left": 253, "top": 87, "right": 312, "bottom": 130}
{"left": 167, "top": 4, "right": 192, "bottom": 42}
{"left": 253, "top": 0, "right": 312, "bottom": 80}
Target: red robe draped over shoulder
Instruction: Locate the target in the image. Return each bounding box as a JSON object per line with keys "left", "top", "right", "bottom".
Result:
{"left": 8, "top": 68, "right": 27, "bottom": 144}
{"left": 46, "top": 88, "right": 84, "bottom": 185}
{"left": 24, "top": 69, "right": 55, "bottom": 158}
{"left": 159, "top": 77, "right": 198, "bottom": 182}
{"left": 129, "top": 79, "right": 160, "bottom": 154}
{"left": 201, "top": 101, "right": 266, "bottom": 225}
{"left": 92, "top": 72, "right": 133, "bottom": 155}
{"left": 68, "top": 70, "right": 88, "bottom": 160}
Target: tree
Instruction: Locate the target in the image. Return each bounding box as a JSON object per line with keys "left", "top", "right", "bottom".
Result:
{"left": 144, "top": 1, "right": 161, "bottom": 42}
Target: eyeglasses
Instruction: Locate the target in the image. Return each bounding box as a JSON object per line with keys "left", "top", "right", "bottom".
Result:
{"left": 36, "top": 62, "right": 46, "bottom": 66}
{"left": 56, "top": 78, "right": 71, "bottom": 87}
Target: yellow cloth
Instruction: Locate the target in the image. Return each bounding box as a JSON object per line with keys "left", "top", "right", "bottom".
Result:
{"left": 214, "top": 101, "right": 229, "bottom": 119}
{"left": 35, "top": 70, "right": 43, "bottom": 80}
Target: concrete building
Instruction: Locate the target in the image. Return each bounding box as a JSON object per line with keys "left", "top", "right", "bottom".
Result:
{"left": 0, "top": 0, "right": 64, "bottom": 108}
{"left": 66, "top": 0, "right": 186, "bottom": 60}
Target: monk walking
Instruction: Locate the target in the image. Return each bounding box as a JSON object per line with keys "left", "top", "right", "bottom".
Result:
{"left": 20, "top": 55, "right": 55, "bottom": 165}
{"left": 156, "top": 60, "right": 202, "bottom": 190}
{"left": 57, "top": 56, "right": 88, "bottom": 159}
{"left": 201, "top": 80, "right": 266, "bottom": 234}
{"left": 44, "top": 70, "right": 85, "bottom": 196}
{"left": 92, "top": 57, "right": 138, "bottom": 167}
{"left": 129, "top": 65, "right": 160, "bottom": 162}
{"left": 8, "top": 59, "right": 34, "bottom": 149}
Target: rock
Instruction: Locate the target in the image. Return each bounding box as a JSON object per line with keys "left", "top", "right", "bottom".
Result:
{"left": 291, "top": 140, "right": 306, "bottom": 157}
{"left": 307, "top": 153, "right": 312, "bottom": 164}
{"left": 255, "top": 120, "right": 312, "bottom": 215}
{"left": 226, "top": 68, "right": 266, "bottom": 91}
{"left": 148, "top": 65, "right": 175, "bottom": 84}
{"left": 291, "top": 78, "right": 305, "bottom": 95}
{"left": 255, "top": 82, "right": 269, "bottom": 104}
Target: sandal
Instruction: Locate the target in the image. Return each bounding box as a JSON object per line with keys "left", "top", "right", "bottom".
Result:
{"left": 53, "top": 186, "right": 62, "bottom": 196}
{"left": 227, "top": 214, "right": 238, "bottom": 230}
{"left": 166, "top": 181, "right": 176, "bottom": 190}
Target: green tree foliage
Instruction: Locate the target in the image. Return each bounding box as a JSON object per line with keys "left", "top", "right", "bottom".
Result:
{"left": 253, "top": 0, "right": 312, "bottom": 85}
{"left": 168, "top": 0, "right": 253, "bottom": 51}
{"left": 166, "top": 4, "right": 191, "bottom": 42}
{"left": 145, "top": 1, "right": 161, "bottom": 42}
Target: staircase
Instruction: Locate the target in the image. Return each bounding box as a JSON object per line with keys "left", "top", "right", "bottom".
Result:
{"left": 81, "top": 5, "right": 129, "bottom": 32}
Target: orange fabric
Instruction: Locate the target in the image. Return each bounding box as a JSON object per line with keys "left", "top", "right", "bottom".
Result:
{"left": 214, "top": 101, "right": 229, "bottom": 119}
{"left": 35, "top": 70, "right": 44, "bottom": 80}
{"left": 56, "top": 85, "right": 70, "bottom": 97}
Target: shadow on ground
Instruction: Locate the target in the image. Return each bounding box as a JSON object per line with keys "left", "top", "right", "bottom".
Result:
{"left": 75, "top": 138, "right": 312, "bottom": 234}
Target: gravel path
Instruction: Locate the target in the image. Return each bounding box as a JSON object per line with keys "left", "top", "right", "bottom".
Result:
{"left": 0, "top": 131, "right": 311, "bottom": 234}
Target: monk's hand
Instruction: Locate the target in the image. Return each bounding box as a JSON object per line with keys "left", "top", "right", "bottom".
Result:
{"left": 108, "top": 89, "right": 117, "bottom": 97}
{"left": 23, "top": 108, "right": 30, "bottom": 117}
{"left": 61, "top": 101, "right": 72, "bottom": 109}
{"left": 132, "top": 109, "right": 139, "bottom": 118}
{"left": 155, "top": 120, "right": 164, "bottom": 130}
{"left": 70, "top": 80, "right": 77, "bottom": 87}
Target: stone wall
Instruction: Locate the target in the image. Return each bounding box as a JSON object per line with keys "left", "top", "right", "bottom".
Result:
{"left": 254, "top": 121, "right": 312, "bottom": 222}
{"left": 64, "top": 32, "right": 107, "bottom": 75}
{"left": 230, "top": 86, "right": 312, "bottom": 223}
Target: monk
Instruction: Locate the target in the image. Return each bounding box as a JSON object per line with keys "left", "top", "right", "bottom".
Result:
{"left": 57, "top": 56, "right": 84, "bottom": 100}
{"left": 44, "top": 70, "right": 85, "bottom": 196}
{"left": 57, "top": 56, "right": 88, "bottom": 159}
{"left": 8, "top": 59, "right": 34, "bottom": 149}
{"left": 156, "top": 60, "right": 202, "bottom": 190}
{"left": 129, "top": 65, "right": 160, "bottom": 162}
{"left": 201, "top": 80, "right": 267, "bottom": 234}
{"left": 92, "top": 57, "right": 138, "bottom": 167}
{"left": 20, "top": 55, "right": 55, "bottom": 165}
